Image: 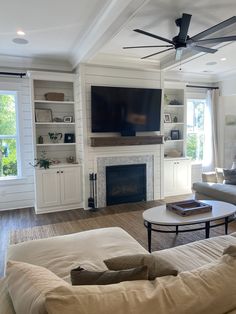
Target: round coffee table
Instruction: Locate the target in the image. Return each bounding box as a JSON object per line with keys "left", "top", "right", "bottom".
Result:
{"left": 143, "top": 200, "right": 236, "bottom": 252}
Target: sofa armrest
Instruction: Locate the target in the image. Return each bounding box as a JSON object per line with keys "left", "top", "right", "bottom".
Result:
{"left": 202, "top": 172, "right": 217, "bottom": 183}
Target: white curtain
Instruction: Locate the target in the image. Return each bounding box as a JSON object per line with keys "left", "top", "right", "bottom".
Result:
{"left": 202, "top": 89, "right": 219, "bottom": 172}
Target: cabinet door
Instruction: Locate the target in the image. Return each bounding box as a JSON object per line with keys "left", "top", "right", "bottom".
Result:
{"left": 164, "top": 160, "right": 175, "bottom": 196}
{"left": 60, "top": 167, "right": 82, "bottom": 205}
{"left": 175, "top": 160, "right": 191, "bottom": 193}
{"left": 36, "top": 169, "right": 61, "bottom": 208}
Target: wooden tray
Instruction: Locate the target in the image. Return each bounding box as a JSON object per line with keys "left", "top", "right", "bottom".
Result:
{"left": 166, "top": 200, "right": 212, "bottom": 216}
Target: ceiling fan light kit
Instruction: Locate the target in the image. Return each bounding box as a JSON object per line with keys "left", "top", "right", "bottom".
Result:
{"left": 123, "top": 14, "right": 236, "bottom": 61}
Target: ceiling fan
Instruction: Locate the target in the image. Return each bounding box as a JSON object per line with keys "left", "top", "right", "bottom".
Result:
{"left": 123, "top": 14, "right": 236, "bottom": 60}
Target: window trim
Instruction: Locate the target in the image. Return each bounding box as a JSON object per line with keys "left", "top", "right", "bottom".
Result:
{"left": 186, "top": 97, "right": 207, "bottom": 162}
{"left": 0, "top": 87, "right": 22, "bottom": 180}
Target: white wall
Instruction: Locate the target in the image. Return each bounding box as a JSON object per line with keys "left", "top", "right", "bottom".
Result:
{"left": 79, "top": 64, "right": 163, "bottom": 207}
{"left": 218, "top": 75, "right": 236, "bottom": 167}
{"left": 0, "top": 77, "right": 34, "bottom": 211}
{"left": 219, "top": 94, "right": 236, "bottom": 168}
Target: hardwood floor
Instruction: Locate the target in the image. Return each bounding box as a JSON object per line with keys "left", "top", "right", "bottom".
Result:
{"left": 2, "top": 194, "right": 223, "bottom": 278}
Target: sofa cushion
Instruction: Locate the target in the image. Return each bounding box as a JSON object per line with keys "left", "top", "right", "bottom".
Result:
{"left": 45, "top": 254, "right": 236, "bottom": 314}
{"left": 192, "top": 181, "right": 236, "bottom": 204}
{"left": 216, "top": 167, "right": 224, "bottom": 183}
{"left": 152, "top": 234, "right": 236, "bottom": 272}
{"left": 70, "top": 265, "right": 148, "bottom": 285}
{"left": 223, "top": 169, "right": 236, "bottom": 185}
{"left": 104, "top": 254, "right": 178, "bottom": 280}
{"left": 223, "top": 245, "right": 236, "bottom": 257}
{"left": 7, "top": 227, "right": 148, "bottom": 283}
{"left": 6, "top": 260, "right": 68, "bottom": 314}
{"left": 202, "top": 171, "right": 217, "bottom": 183}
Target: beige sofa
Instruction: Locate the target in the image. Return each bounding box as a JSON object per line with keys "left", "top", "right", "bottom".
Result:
{"left": 193, "top": 170, "right": 236, "bottom": 204}
{"left": 1, "top": 227, "right": 236, "bottom": 313}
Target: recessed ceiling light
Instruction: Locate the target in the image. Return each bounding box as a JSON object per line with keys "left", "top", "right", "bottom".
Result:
{"left": 206, "top": 61, "right": 217, "bottom": 66}
{"left": 17, "top": 30, "right": 25, "bottom": 36}
{"left": 12, "top": 38, "right": 29, "bottom": 45}
{"left": 221, "top": 57, "right": 227, "bottom": 61}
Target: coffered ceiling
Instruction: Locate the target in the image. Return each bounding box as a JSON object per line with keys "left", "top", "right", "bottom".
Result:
{"left": 0, "top": 0, "right": 236, "bottom": 77}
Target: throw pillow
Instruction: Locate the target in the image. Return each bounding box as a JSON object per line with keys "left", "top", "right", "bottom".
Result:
{"left": 45, "top": 255, "right": 236, "bottom": 314}
{"left": 70, "top": 265, "right": 148, "bottom": 285}
{"left": 6, "top": 260, "right": 69, "bottom": 314}
{"left": 223, "top": 168, "right": 236, "bottom": 185}
{"left": 103, "top": 254, "right": 178, "bottom": 280}
{"left": 202, "top": 172, "right": 217, "bottom": 183}
{"left": 215, "top": 167, "right": 224, "bottom": 183}
{"left": 223, "top": 245, "right": 236, "bottom": 257}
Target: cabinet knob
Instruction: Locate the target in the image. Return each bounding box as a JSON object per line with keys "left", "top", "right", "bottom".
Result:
{"left": 57, "top": 171, "right": 59, "bottom": 174}
{"left": 61, "top": 171, "right": 64, "bottom": 174}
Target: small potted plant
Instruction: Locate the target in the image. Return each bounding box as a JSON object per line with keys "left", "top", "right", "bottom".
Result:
{"left": 30, "top": 151, "right": 51, "bottom": 169}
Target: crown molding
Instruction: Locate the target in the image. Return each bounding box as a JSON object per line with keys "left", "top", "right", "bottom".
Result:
{"left": 163, "top": 69, "right": 217, "bottom": 83}
{"left": 86, "top": 52, "right": 161, "bottom": 72}
{"left": 214, "top": 68, "right": 236, "bottom": 82}
{"left": 0, "top": 54, "right": 73, "bottom": 72}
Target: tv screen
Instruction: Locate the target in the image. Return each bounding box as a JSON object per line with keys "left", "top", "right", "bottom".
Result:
{"left": 91, "top": 86, "right": 162, "bottom": 134}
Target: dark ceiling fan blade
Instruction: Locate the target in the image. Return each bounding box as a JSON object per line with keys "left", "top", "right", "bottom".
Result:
{"left": 193, "top": 35, "right": 236, "bottom": 45}
{"left": 141, "top": 47, "right": 174, "bottom": 59}
{"left": 123, "top": 45, "right": 173, "bottom": 49}
{"left": 191, "top": 16, "right": 236, "bottom": 41}
{"left": 175, "top": 49, "right": 183, "bottom": 61}
{"left": 190, "top": 45, "right": 217, "bottom": 53}
{"left": 178, "top": 13, "right": 192, "bottom": 43}
{"left": 134, "top": 29, "right": 174, "bottom": 45}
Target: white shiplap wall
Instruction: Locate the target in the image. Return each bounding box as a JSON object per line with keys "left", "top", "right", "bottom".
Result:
{"left": 79, "top": 64, "right": 164, "bottom": 207}
{"left": 0, "top": 77, "right": 34, "bottom": 210}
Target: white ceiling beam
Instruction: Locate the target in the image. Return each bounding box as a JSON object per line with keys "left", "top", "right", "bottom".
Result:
{"left": 70, "top": 0, "right": 150, "bottom": 69}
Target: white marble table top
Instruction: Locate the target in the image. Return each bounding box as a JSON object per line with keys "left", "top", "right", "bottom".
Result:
{"left": 143, "top": 200, "right": 236, "bottom": 226}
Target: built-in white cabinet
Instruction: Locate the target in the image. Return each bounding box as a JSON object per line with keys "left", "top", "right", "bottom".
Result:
{"left": 164, "top": 158, "right": 191, "bottom": 197}
{"left": 163, "top": 85, "right": 186, "bottom": 158}
{"left": 35, "top": 165, "right": 82, "bottom": 213}
{"left": 28, "top": 71, "right": 83, "bottom": 213}
{"left": 163, "top": 82, "right": 191, "bottom": 197}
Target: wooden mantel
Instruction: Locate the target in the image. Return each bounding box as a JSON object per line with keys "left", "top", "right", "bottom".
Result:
{"left": 90, "top": 135, "right": 163, "bottom": 147}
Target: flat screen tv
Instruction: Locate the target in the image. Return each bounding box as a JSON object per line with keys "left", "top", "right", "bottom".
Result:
{"left": 91, "top": 86, "right": 162, "bottom": 135}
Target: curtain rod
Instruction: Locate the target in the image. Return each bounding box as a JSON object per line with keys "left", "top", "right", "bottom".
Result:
{"left": 186, "top": 84, "right": 219, "bottom": 90}
{"left": 0, "top": 72, "right": 26, "bottom": 78}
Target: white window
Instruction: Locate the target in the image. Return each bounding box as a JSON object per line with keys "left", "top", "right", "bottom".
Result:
{"left": 186, "top": 98, "right": 207, "bottom": 161}
{"left": 0, "top": 91, "right": 20, "bottom": 178}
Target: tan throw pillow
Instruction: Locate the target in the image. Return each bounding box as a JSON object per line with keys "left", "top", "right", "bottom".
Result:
{"left": 202, "top": 172, "right": 217, "bottom": 183}
{"left": 45, "top": 255, "right": 236, "bottom": 314}
{"left": 223, "top": 245, "right": 236, "bottom": 257}
{"left": 103, "top": 254, "right": 178, "bottom": 280}
{"left": 70, "top": 265, "right": 148, "bottom": 285}
{"left": 6, "top": 260, "right": 69, "bottom": 314}
{"left": 223, "top": 169, "right": 236, "bottom": 185}
{"left": 215, "top": 167, "right": 224, "bottom": 183}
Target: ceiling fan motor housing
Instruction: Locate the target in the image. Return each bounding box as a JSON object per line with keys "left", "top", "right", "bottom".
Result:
{"left": 172, "top": 36, "right": 187, "bottom": 48}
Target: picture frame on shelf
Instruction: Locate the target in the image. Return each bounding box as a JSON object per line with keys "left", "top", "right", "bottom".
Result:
{"left": 35, "top": 109, "right": 52, "bottom": 122}
{"left": 63, "top": 116, "right": 73, "bottom": 123}
{"left": 171, "top": 129, "right": 180, "bottom": 140}
{"left": 164, "top": 113, "right": 171, "bottom": 123}
{"left": 64, "top": 133, "right": 75, "bottom": 143}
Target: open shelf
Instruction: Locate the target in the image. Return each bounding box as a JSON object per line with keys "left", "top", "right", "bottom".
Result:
{"left": 35, "top": 122, "right": 75, "bottom": 125}
{"left": 36, "top": 143, "right": 76, "bottom": 147}
{"left": 34, "top": 100, "right": 74, "bottom": 104}
{"left": 165, "top": 105, "right": 184, "bottom": 108}
{"left": 165, "top": 139, "right": 184, "bottom": 143}
{"left": 164, "top": 122, "right": 184, "bottom": 125}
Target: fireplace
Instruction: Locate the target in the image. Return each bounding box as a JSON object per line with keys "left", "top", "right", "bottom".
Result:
{"left": 106, "top": 164, "right": 146, "bottom": 206}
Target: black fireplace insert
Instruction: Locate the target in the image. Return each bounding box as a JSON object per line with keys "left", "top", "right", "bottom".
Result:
{"left": 106, "top": 164, "right": 146, "bottom": 206}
